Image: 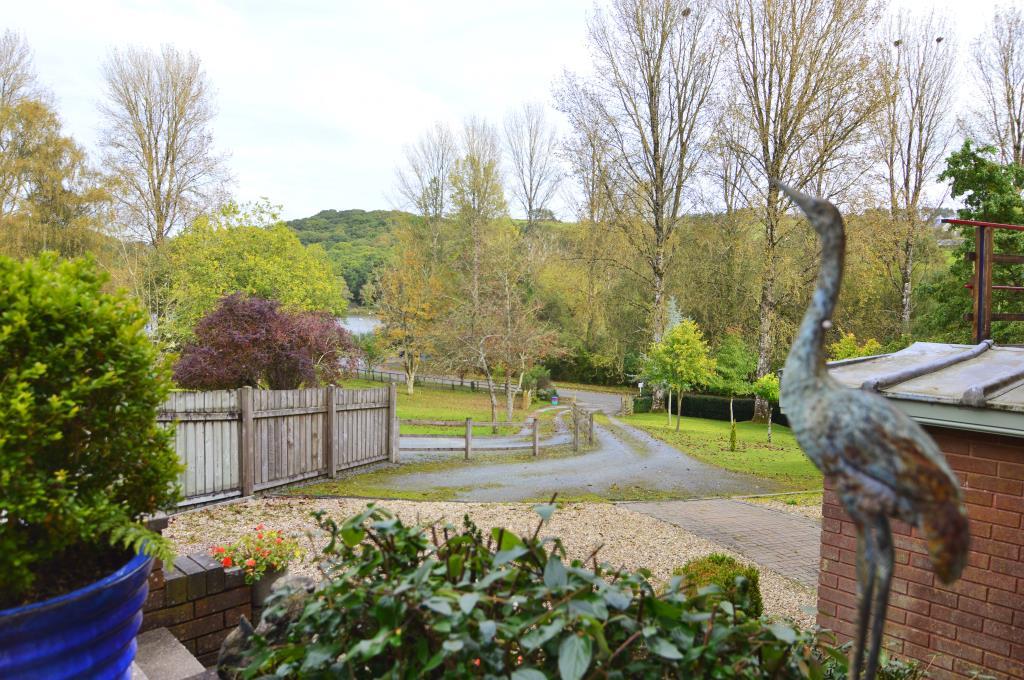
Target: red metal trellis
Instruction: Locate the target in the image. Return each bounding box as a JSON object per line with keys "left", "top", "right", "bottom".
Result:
{"left": 943, "top": 218, "right": 1024, "bottom": 342}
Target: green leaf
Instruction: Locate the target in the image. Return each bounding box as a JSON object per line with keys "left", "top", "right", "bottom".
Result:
{"left": 533, "top": 503, "right": 557, "bottom": 521}
{"left": 491, "top": 527, "right": 525, "bottom": 551}
{"left": 493, "top": 546, "right": 528, "bottom": 565}
{"left": 602, "top": 587, "right": 631, "bottom": 611}
{"left": 479, "top": 619, "right": 497, "bottom": 642}
{"left": 768, "top": 622, "right": 798, "bottom": 644}
{"left": 558, "top": 634, "right": 592, "bottom": 680}
{"left": 299, "top": 644, "right": 335, "bottom": 670}
{"left": 544, "top": 555, "right": 568, "bottom": 589}
{"left": 647, "top": 637, "right": 683, "bottom": 660}
{"left": 442, "top": 638, "right": 464, "bottom": 653}
{"left": 424, "top": 597, "right": 452, "bottom": 616}
{"left": 512, "top": 669, "right": 548, "bottom": 680}
{"left": 459, "top": 593, "right": 480, "bottom": 614}
{"left": 340, "top": 523, "right": 365, "bottom": 547}
{"left": 521, "top": 619, "right": 565, "bottom": 651}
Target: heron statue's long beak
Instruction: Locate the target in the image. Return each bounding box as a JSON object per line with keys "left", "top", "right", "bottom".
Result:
{"left": 773, "top": 180, "right": 819, "bottom": 216}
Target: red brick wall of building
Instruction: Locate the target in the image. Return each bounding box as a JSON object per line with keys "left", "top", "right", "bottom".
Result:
{"left": 817, "top": 426, "right": 1023, "bottom": 679}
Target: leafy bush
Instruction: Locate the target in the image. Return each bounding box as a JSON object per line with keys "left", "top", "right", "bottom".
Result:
{"left": 211, "top": 523, "right": 302, "bottom": 584}
{"left": 0, "top": 254, "right": 182, "bottom": 607}
{"left": 173, "top": 294, "right": 360, "bottom": 390}
{"left": 220, "top": 503, "right": 845, "bottom": 679}
{"left": 675, "top": 553, "right": 763, "bottom": 618}
{"left": 828, "top": 333, "right": 882, "bottom": 361}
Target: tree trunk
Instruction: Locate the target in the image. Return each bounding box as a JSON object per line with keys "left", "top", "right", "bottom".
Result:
{"left": 676, "top": 393, "right": 682, "bottom": 432}
{"left": 666, "top": 389, "right": 673, "bottom": 426}
{"left": 729, "top": 397, "right": 737, "bottom": 452}
{"left": 753, "top": 236, "right": 777, "bottom": 423}
{"left": 900, "top": 236, "right": 914, "bottom": 335}
{"left": 403, "top": 354, "right": 417, "bottom": 396}
{"left": 767, "top": 407, "right": 773, "bottom": 444}
{"left": 522, "top": 388, "right": 532, "bottom": 411}
{"left": 504, "top": 374, "right": 514, "bottom": 422}
{"left": 483, "top": 368, "right": 498, "bottom": 434}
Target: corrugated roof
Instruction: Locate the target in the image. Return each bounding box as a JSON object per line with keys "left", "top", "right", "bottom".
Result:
{"left": 828, "top": 341, "right": 1024, "bottom": 414}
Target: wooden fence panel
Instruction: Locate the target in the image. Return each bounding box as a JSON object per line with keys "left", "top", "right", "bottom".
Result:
{"left": 163, "top": 386, "right": 392, "bottom": 505}
{"left": 160, "top": 390, "right": 239, "bottom": 503}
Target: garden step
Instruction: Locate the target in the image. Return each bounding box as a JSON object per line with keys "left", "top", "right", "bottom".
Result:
{"left": 134, "top": 628, "right": 205, "bottom": 680}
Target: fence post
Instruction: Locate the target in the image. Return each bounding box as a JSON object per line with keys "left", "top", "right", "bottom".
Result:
{"left": 588, "top": 411, "right": 595, "bottom": 445}
{"left": 388, "top": 382, "right": 399, "bottom": 463}
{"left": 532, "top": 417, "right": 539, "bottom": 457}
{"left": 239, "top": 386, "right": 254, "bottom": 497}
{"left": 465, "top": 418, "right": 473, "bottom": 460}
{"left": 325, "top": 385, "right": 337, "bottom": 477}
{"left": 572, "top": 407, "right": 580, "bottom": 453}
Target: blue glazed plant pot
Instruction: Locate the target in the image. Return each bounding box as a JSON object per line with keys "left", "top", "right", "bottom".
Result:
{"left": 0, "top": 552, "right": 153, "bottom": 680}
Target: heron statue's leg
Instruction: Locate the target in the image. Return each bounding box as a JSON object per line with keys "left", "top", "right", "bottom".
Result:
{"left": 851, "top": 513, "right": 875, "bottom": 680}
{"left": 864, "top": 517, "right": 893, "bottom": 680}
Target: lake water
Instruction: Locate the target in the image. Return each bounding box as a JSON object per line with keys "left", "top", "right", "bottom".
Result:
{"left": 340, "top": 314, "right": 382, "bottom": 335}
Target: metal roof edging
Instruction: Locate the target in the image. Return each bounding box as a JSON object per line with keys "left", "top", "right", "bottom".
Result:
{"left": 860, "top": 340, "right": 994, "bottom": 393}
{"left": 888, "top": 398, "right": 1024, "bottom": 439}
{"left": 961, "top": 368, "right": 1024, "bottom": 408}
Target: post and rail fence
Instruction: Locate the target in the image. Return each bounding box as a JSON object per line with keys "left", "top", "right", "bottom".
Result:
{"left": 160, "top": 384, "right": 398, "bottom": 507}
{"left": 355, "top": 368, "right": 521, "bottom": 394}
{"left": 399, "top": 418, "right": 541, "bottom": 458}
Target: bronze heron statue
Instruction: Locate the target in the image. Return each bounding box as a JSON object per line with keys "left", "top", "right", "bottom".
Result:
{"left": 777, "top": 183, "right": 969, "bottom": 680}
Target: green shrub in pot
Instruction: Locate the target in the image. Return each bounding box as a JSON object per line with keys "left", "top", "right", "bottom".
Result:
{"left": 0, "top": 253, "right": 182, "bottom": 608}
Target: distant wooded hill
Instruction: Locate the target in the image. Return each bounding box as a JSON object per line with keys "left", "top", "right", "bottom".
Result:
{"left": 286, "top": 209, "right": 415, "bottom": 305}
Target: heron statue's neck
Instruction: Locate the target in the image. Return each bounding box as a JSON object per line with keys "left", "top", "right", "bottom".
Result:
{"left": 784, "top": 224, "right": 845, "bottom": 386}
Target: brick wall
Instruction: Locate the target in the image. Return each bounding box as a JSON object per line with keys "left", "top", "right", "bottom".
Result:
{"left": 141, "top": 553, "right": 253, "bottom": 667}
{"left": 817, "top": 426, "right": 1023, "bottom": 680}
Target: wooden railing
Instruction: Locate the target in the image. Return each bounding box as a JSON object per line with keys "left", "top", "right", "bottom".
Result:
{"left": 947, "top": 218, "right": 1024, "bottom": 342}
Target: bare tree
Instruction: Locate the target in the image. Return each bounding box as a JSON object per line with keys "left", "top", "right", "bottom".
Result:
{"left": 718, "top": 0, "right": 883, "bottom": 420}
{"left": 504, "top": 102, "right": 561, "bottom": 224}
{"left": 966, "top": 7, "right": 1024, "bottom": 166}
{"left": 557, "top": 0, "right": 718, "bottom": 342}
{"left": 394, "top": 121, "right": 457, "bottom": 219}
{"left": 0, "top": 30, "right": 40, "bottom": 107}
{"left": 100, "top": 45, "right": 228, "bottom": 246}
{"left": 872, "top": 11, "right": 955, "bottom": 333}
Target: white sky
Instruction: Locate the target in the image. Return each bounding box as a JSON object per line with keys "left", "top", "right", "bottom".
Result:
{"left": 3, "top": 0, "right": 1014, "bottom": 220}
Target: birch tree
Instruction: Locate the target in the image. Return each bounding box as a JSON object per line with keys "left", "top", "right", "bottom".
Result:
{"left": 504, "top": 103, "right": 561, "bottom": 225}
{"left": 100, "top": 44, "right": 228, "bottom": 246}
{"left": 557, "top": 0, "right": 718, "bottom": 342}
{"left": 966, "top": 7, "right": 1024, "bottom": 166}
{"left": 872, "top": 11, "right": 955, "bottom": 333}
{"left": 718, "top": 0, "right": 883, "bottom": 419}
{"left": 395, "top": 121, "right": 457, "bottom": 221}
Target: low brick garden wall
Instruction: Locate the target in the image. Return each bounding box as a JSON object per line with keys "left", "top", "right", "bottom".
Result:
{"left": 141, "top": 552, "right": 253, "bottom": 667}
{"left": 817, "top": 426, "right": 1023, "bottom": 680}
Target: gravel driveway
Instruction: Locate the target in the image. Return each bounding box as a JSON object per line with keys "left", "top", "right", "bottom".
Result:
{"left": 166, "top": 497, "right": 816, "bottom": 627}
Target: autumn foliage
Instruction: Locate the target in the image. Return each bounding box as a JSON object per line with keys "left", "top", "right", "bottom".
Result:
{"left": 173, "top": 294, "right": 359, "bottom": 390}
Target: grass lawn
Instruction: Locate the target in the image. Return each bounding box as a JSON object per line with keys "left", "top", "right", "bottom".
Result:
{"left": 621, "top": 413, "right": 822, "bottom": 492}
{"left": 340, "top": 378, "right": 541, "bottom": 436}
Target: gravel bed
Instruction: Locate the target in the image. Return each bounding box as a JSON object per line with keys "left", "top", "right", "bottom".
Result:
{"left": 740, "top": 498, "right": 823, "bottom": 521}
{"left": 166, "top": 497, "right": 815, "bottom": 628}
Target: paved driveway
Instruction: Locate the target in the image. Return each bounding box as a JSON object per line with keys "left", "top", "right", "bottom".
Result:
{"left": 626, "top": 499, "right": 822, "bottom": 587}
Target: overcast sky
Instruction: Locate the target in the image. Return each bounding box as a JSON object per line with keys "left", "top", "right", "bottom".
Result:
{"left": 4, "top": 0, "right": 1011, "bottom": 220}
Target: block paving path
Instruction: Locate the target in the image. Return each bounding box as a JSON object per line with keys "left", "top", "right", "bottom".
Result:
{"left": 625, "top": 499, "right": 822, "bottom": 587}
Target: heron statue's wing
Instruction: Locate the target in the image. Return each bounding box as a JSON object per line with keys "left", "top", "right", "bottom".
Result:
{"left": 826, "top": 388, "right": 962, "bottom": 507}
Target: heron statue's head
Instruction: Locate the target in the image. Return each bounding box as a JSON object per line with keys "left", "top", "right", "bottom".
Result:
{"left": 774, "top": 181, "right": 843, "bottom": 238}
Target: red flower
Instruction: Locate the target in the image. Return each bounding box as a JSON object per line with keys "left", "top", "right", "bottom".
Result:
{"left": 275, "top": 537, "right": 283, "bottom": 544}
{"left": 221, "top": 556, "right": 232, "bottom": 567}
{"left": 255, "top": 523, "right": 265, "bottom": 531}
{"left": 261, "top": 549, "right": 270, "bottom": 556}
{"left": 245, "top": 558, "right": 256, "bottom": 567}
{"left": 257, "top": 533, "right": 263, "bottom": 540}
{"left": 212, "top": 546, "right": 225, "bottom": 554}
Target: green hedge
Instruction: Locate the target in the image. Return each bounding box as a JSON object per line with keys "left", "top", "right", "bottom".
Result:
{"left": 675, "top": 553, "right": 763, "bottom": 617}
{"left": 634, "top": 393, "right": 789, "bottom": 427}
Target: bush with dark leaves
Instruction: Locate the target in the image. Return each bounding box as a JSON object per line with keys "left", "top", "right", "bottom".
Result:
{"left": 173, "top": 294, "right": 360, "bottom": 390}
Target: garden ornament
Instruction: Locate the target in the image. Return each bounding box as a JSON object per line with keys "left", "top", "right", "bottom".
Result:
{"left": 777, "top": 182, "right": 969, "bottom": 680}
